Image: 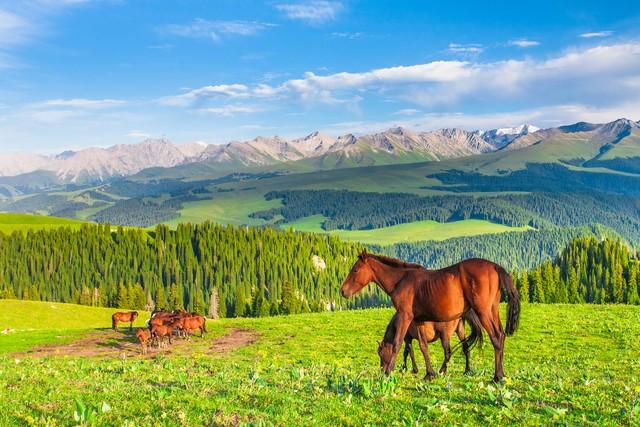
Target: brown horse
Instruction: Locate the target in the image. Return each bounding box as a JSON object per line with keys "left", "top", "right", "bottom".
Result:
{"left": 135, "top": 328, "right": 152, "bottom": 355}
{"left": 341, "top": 252, "right": 520, "bottom": 382}
{"left": 379, "top": 313, "right": 471, "bottom": 379}
{"left": 173, "top": 314, "right": 207, "bottom": 338}
{"left": 111, "top": 311, "right": 139, "bottom": 331}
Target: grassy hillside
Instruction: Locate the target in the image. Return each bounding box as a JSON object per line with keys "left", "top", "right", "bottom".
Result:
{"left": 0, "top": 213, "right": 86, "bottom": 234}
{"left": 0, "top": 300, "right": 638, "bottom": 425}
{"left": 282, "top": 215, "right": 531, "bottom": 245}
{"left": 0, "top": 300, "right": 148, "bottom": 353}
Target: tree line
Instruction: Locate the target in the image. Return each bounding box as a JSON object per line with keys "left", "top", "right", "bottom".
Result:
{"left": 0, "top": 223, "right": 391, "bottom": 317}
{"left": 514, "top": 237, "right": 640, "bottom": 304}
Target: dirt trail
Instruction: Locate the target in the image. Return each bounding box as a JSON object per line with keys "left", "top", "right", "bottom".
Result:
{"left": 12, "top": 328, "right": 259, "bottom": 359}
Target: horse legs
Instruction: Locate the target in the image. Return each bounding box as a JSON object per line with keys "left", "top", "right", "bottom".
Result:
{"left": 456, "top": 319, "right": 472, "bottom": 374}
{"left": 130, "top": 321, "right": 133, "bottom": 331}
{"left": 478, "top": 307, "right": 506, "bottom": 382}
{"left": 439, "top": 335, "right": 451, "bottom": 375}
{"left": 385, "top": 311, "right": 413, "bottom": 376}
{"left": 416, "top": 327, "right": 437, "bottom": 380}
{"left": 408, "top": 341, "right": 419, "bottom": 374}
{"left": 402, "top": 342, "right": 410, "bottom": 371}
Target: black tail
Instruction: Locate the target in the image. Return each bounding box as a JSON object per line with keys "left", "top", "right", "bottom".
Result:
{"left": 498, "top": 266, "right": 520, "bottom": 336}
{"left": 449, "top": 309, "right": 483, "bottom": 360}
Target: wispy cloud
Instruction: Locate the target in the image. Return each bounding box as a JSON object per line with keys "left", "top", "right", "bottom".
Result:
{"left": 276, "top": 1, "right": 344, "bottom": 24}
{"left": 331, "top": 31, "right": 362, "bottom": 39}
{"left": 165, "top": 19, "right": 274, "bottom": 42}
{"left": 126, "top": 130, "right": 151, "bottom": 139}
{"left": 33, "top": 98, "right": 125, "bottom": 109}
{"left": 509, "top": 39, "right": 540, "bottom": 48}
{"left": 393, "top": 108, "right": 420, "bottom": 116}
{"left": 448, "top": 43, "right": 483, "bottom": 54}
{"left": 24, "top": 98, "right": 126, "bottom": 123}
{"left": 0, "top": 8, "right": 32, "bottom": 47}
{"left": 163, "top": 42, "right": 640, "bottom": 117}
{"left": 199, "top": 105, "right": 263, "bottom": 116}
{"left": 580, "top": 31, "right": 613, "bottom": 38}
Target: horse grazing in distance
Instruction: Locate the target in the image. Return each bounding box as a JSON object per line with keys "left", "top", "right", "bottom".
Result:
{"left": 135, "top": 328, "right": 152, "bottom": 355}
{"left": 341, "top": 252, "right": 520, "bottom": 382}
{"left": 112, "top": 311, "right": 139, "bottom": 331}
{"left": 379, "top": 313, "right": 471, "bottom": 380}
{"left": 150, "top": 320, "right": 181, "bottom": 348}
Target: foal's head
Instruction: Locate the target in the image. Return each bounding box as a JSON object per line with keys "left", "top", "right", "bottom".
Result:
{"left": 340, "top": 251, "right": 375, "bottom": 298}
{"left": 377, "top": 341, "right": 394, "bottom": 372}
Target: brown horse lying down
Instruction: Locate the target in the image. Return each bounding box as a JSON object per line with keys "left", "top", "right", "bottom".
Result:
{"left": 112, "top": 311, "right": 138, "bottom": 331}
{"left": 135, "top": 328, "right": 152, "bottom": 355}
{"left": 378, "top": 313, "right": 471, "bottom": 380}
{"left": 341, "top": 252, "right": 520, "bottom": 382}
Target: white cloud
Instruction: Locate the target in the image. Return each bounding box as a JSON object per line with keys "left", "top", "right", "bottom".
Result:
{"left": 393, "top": 108, "right": 420, "bottom": 116}
{"left": 448, "top": 43, "right": 483, "bottom": 54}
{"left": 509, "top": 39, "right": 540, "bottom": 48}
{"left": 331, "top": 31, "right": 362, "bottom": 39}
{"left": 276, "top": 1, "right": 343, "bottom": 24}
{"left": 580, "top": 31, "right": 613, "bottom": 38}
{"left": 165, "top": 19, "right": 273, "bottom": 42}
{"left": 0, "top": 9, "right": 31, "bottom": 46}
{"left": 199, "top": 105, "right": 263, "bottom": 116}
{"left": 126, "top": 130, "right": 151, "bottom": 139}
{"left": 34, "top": 98, "right": 125, "bottom": 109}
{"left": 163, "top": 42, "right": 640, "bottom": 125}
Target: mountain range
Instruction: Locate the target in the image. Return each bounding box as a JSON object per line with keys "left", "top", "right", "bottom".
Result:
{"left": 1, "top": 119, "right": 638, "bottom": 186}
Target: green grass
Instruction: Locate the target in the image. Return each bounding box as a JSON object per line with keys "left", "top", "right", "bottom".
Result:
{"left": 0, "top": 300, "right": 148, "bottom": 353}
{"left": 0, "top": 213, "right": 86, "bottom": 234}
{"left": 0, "top": 300, "right": 639, "bottom": 425}
{"left": 282, "top": 215, "right": 532, "bottom": 245}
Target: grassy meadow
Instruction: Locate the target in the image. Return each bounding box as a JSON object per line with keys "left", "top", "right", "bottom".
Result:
{"left": 0, "top": 213, "right": 85, "bottom": 234}
{"left": 0, "top": 300, "right": 639, "bottom": 426}
{"left": 281, "top": 215, "right": 531, "bottom": 245}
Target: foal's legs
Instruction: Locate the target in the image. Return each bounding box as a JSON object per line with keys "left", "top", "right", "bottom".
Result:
{"left": 439, "top": 335, "right": 452, "bottom": 375}
{"left": 456, "top": 320, "right": 472, "bottom": 374}
{"left": 416, "top": 328, "right": 437, "bottom": 380}
{"left": 402, "top": 343, "right": 410, "bottom": 371}
{"left": 408, "top": 342, "right": 419, "bottom": 374}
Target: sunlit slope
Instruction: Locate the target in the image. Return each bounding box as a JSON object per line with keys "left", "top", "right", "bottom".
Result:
{"left": 0, "top": 213, "right": 86, "bottom": 234}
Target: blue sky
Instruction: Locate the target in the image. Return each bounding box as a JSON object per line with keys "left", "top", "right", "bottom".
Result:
{"left": 1, "top": 0, "right": 639, "bottom": 152}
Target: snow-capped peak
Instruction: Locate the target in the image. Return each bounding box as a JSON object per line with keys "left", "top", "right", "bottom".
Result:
{"left": 493, "top": 124, "right": 539, "bottom": 136}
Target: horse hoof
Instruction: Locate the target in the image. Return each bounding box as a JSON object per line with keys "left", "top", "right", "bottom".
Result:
{"left": 493, "top": 375, "right": 504, "bottom": 383}
{"left": 412, "top": 369, "right": 419, "bottom": 375}
{"left": 423, "top": 373, "right": 436, "bottom": 381}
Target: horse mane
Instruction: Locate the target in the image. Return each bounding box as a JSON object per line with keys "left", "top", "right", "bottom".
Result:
{"left": 364, "top": 253, "right": 424, "bottom": 269}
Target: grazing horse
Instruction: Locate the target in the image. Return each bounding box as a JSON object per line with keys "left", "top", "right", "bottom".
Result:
{"left": 135, "top": 328, "right": 152, "bottom": 355}
{"left": 112, "top": 311, "right": 139, "bottom": 331}
{"left": 150, "top": 320, "right": 180, "bottom": 348}
{"left": 378, "top": 313, "right": 471, "bottom": 379}
{"left": 173, "top": 314, "right": 207, "bottom": 338}
{"left": 341, "top": 252, "right": 520, "bottom": 382}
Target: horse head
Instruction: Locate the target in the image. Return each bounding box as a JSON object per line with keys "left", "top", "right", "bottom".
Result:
{"left": 340, "top": 250, "right": 375, "bottom": 298}
{"left": 377, "top": 340, "right": 394, "bottom": 372}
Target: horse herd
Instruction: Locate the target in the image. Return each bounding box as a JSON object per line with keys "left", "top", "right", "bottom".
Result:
{"left": 111, "top": 309, "right": 207, "bottom": 354}
{"left": 341, "top": 251, "right": 521, "bottom": 382}
{"left": 112, "top": 251, "right": 519, "bottom": 382}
